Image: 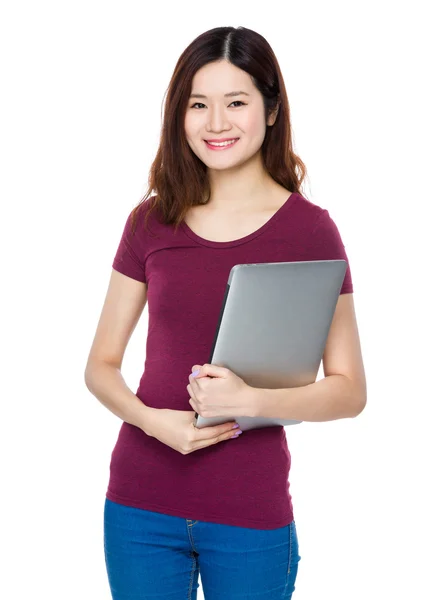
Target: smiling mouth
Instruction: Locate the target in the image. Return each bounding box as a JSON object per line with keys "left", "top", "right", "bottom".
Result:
{"left": 204, "top": 138, "right": 240, "bottom": 149}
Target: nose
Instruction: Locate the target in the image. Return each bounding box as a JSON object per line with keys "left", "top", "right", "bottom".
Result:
{"left": 205, "top": 105, "right": 231, "bottom": 134}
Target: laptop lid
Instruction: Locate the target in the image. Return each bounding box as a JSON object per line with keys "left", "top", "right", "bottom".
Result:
{"left": 195, "top": 260, "right": 347, "bottom": 431}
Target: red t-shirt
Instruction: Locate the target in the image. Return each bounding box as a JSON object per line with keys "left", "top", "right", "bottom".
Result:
{"left": 106, "top": 191, "right": 353, "bottom": 529}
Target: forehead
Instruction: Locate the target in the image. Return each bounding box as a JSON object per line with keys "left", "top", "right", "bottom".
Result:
{"left": 190, "top": 61, "right": 254, "bottom": 96}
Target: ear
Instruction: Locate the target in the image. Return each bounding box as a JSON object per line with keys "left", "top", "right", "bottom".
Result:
{"left": 267, "top": 103, "right": 279, "bottom": 127}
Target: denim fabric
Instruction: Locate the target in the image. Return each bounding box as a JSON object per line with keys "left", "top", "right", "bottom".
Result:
{"left": 104, "top": 497, "right": 301, "bottom": 599}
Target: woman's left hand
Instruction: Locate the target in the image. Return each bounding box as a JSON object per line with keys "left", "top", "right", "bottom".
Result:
{"left": 187, "top": 363, "right": 250, "bottom": 418}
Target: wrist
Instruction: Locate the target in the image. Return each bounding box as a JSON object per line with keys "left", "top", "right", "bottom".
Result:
{"left": 139, "top": 405, "right": 157, "bottom": 437}
{"left": 244, "top": 385, "right": 261, "bottom": 418}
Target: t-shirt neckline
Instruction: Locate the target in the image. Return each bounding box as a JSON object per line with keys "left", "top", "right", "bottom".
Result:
{"left": 179, "top": 191, "right": 299, "bottom": 248}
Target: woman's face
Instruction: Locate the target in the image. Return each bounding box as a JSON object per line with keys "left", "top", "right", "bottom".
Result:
{"left": 184, "top": 60, "right": 276, "bottom": 172}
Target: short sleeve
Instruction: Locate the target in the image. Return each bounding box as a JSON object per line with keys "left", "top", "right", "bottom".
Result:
{"left": 112, "top": 209, "right": 147, "bottom": 283}
{"left": 307, "top": 209, "right": 353, "bottom": 294}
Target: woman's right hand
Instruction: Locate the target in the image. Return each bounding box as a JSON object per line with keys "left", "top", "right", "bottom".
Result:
{"left": 144, "top": 407, "right": 242, "bottom": 454}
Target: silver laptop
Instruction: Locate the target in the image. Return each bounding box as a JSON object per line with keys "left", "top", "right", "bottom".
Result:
{"left": 194, "top": 260, "right": 347, "bottom": 432}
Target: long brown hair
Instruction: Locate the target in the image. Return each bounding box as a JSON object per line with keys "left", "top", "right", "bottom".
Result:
{"left": 130, "top": 26, "right": 308, "bottom": 236}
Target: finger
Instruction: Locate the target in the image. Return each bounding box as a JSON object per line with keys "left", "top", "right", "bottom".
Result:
{"left": 188, "top": 376, "right": 200, "bottom": 396}
{"left": 189, "top": 422, "right": 241, "bottom": 453}
{"left": 193, "top": 419, "right": 238, "bottom": 439}
{"left": 189, "top": 373, "right": 202, "bottom": 389}
{"left": 187, "top": 386, "right": 199, "bottom": 408}
{"left": 189, "top": 397, "right": 198, "bottom": 412}
{"left": 187, "top": 384, "right": 198, "bottom": 405}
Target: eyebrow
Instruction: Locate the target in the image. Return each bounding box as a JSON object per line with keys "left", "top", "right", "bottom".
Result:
{"left": 189, "top": 90, "right": 251, "bottom": 99}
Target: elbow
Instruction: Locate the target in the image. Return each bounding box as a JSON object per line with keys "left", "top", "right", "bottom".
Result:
{"left": 353, "top": 387, "right": 367, "bottom": 418}
{"left": 354, "top": 397, "right": 367, "bottom": 417}
{"left": 345, "top": 376, "right": 367, "bottom": 418}
{"left": 84, "top": 365, "right": 93, "bottom": 391}
{"left": 84, "top": 359, "right": 99, "bottom": 391}
{"left": 84, "top": 358, "right": 122, "bottom": 391}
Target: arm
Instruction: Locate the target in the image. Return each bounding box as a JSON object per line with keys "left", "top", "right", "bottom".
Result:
{"left": 248, "top": 293, "right": 367, "bottom": 422}
{"left": 85, "top": 359, "right": 155, "bottom": 434}
{"left": 84, "top": 269, "right": 156, "bottom": 436}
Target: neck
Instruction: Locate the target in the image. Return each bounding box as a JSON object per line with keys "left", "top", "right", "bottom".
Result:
{"left": 205, "top": 152, "right": 275, "bottom": 211}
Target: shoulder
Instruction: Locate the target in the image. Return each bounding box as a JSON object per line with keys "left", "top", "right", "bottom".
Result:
{"left": 131, "top": 195, "right": 158, "bottom": 223}
{"left": 294, "top": 195, "right": 349, "bottom": 255}
{"left": 122, "top": 195, "right": 162, "bottom": 238}
{"left": 292, "top": 192, "right": 331, "bottom": 230}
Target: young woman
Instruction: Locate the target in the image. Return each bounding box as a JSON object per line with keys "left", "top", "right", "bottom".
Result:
{"left": 85, "top": 26, "right": 367, "bottom": 600}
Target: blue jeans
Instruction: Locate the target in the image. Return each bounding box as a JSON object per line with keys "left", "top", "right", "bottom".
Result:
{"left": 104, "top": 497, "right": 301, "bottom": 599}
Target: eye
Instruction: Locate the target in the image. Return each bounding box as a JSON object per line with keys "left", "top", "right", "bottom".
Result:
{"left": 190, "top": 101, "right": 246, "bottom": 109}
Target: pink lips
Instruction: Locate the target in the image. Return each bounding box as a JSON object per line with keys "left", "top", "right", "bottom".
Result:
{"left": 204, "top": 138, "right": 240, "bottom": 151}
{"left": 205, "top": 137, "right": 239, "bottom": 142}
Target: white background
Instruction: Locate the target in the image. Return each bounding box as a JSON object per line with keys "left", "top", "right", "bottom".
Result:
{"left": 1, "top": 1, "right": 430, "bottom": 599}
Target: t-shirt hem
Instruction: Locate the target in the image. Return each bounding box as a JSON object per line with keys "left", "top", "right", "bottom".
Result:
{"left": 105, "top": 489, "right": 294, "bottom": 530}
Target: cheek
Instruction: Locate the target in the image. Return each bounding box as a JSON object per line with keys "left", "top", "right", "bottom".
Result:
{"left": 184, "top": 115, "right": 194, "bottom": 140}
{"left": 243, "top": 114, "right": 266, "bottom": 137}
{"left": 184, "top": 113, "right": 201, "bottom": 136}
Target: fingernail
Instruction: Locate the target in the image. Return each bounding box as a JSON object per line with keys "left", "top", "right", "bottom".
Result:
{"left": 232, "top": 424, "right": 240, "bottom": 429}
{"left": 233, "top": 430, "right": 243, "bottom": 436}
{"left": 192, "top": 369, "right": 200, "bottom": 377}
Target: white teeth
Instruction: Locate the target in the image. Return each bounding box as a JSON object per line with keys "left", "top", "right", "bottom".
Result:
{"left": 206, "top": 139, "right": 237, "bottom": 147}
